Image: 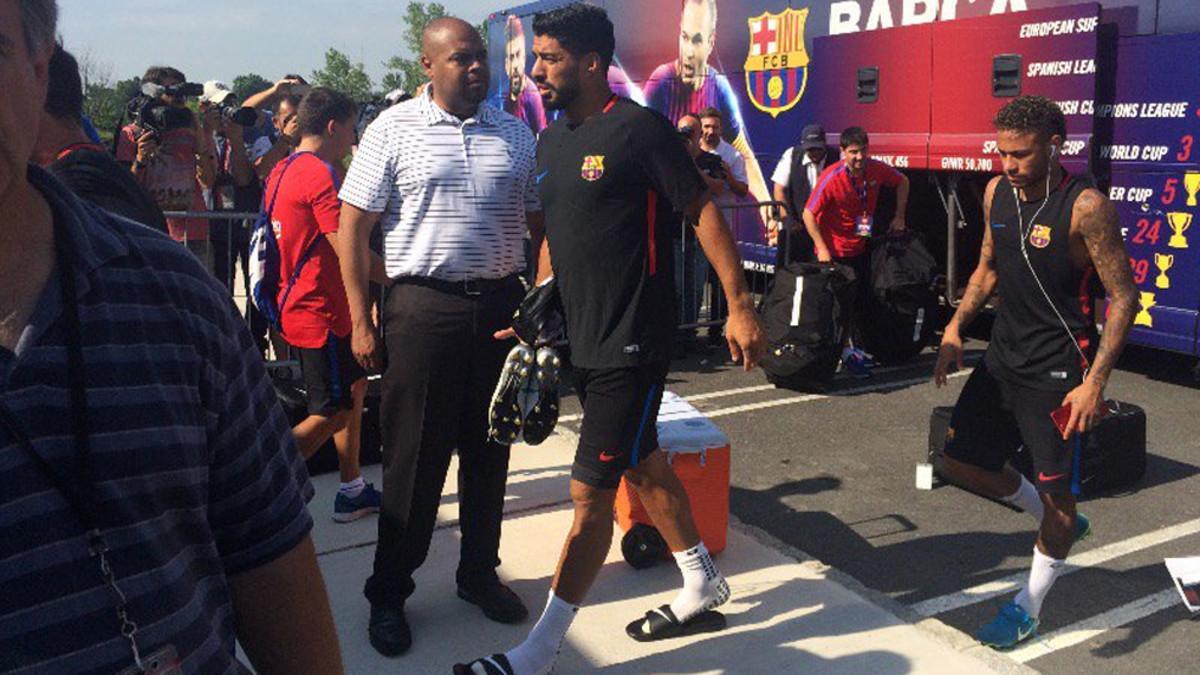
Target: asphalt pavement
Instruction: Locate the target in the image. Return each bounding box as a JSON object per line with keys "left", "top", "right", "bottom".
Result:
{"left": 553, "top": 337, "right": 1200, "bottom": 674}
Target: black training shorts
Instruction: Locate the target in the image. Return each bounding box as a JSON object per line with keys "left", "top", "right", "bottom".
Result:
{"left": 297, "top": 332, "right": 366, "bottom": 416}
{"left": 944, "top": 361, "right": 1078, "bottom": 494}
{"left": 572, "top": 361, "right": 670, "bottom": 489}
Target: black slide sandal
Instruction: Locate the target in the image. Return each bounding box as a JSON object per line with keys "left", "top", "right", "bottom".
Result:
{"left": 453, "top": 653, "right": 515, "bottom": 675}
{"left": 625, "top": 605, "right": 728, "bottom": 642}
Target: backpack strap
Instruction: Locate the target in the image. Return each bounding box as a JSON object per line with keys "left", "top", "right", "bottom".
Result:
{"left": 262, "top": 151, "right": 307, "bottom": 220}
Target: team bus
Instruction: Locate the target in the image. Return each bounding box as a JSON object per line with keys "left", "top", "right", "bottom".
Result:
{"left": 485, "top": 0, "right": 1200, "bottom": 366}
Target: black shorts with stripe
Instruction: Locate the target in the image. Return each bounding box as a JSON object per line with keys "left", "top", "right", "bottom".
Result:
{"left": 944, "top": 361, "right": 1078, "bottom": 494}
{"left": 297, "top": 332, "right": 366, "bottom": 416}
{"left": 572, "top": 361, "right": 670, "bottom": 489}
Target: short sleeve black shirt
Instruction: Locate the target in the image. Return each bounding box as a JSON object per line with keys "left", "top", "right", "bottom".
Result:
{"left": 536, "top": 97, "right": 706, "bottom": 368}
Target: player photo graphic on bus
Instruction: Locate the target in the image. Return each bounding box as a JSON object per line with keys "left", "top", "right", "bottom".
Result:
{"left": 643, "top": 0, "right": 772, "bottom": 210}
{"left": 504, "top": 14, "right": 547, "bottom": 133}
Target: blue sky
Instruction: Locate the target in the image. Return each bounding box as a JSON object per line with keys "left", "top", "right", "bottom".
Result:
{"left": 59, "top": 0, "right": 494, "bottom": 87}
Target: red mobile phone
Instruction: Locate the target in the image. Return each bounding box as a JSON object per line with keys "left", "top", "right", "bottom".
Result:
{"left": 1050, "top": 402, "right": 1113, "bottom": 436}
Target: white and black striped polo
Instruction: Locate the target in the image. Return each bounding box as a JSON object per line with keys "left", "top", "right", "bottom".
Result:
{"left": 340, "top": 89, "right": 540, "bottom": 282}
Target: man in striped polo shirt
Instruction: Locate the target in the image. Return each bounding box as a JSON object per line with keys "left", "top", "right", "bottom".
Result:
{"left": 338, "top": 17, "right": 542, "bottom": 657}
{"left": 0, "top": 2, "right": 341, "bottom": 672}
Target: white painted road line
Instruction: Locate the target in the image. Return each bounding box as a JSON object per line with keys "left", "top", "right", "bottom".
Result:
{"left": 701, "top": 370, "right": 971, "bottom": 420}
{"left": 558, "top": 383, "right": 777, "bottom": 423}
{"left": 561, "top": 369, "right": 972, "bottom": 424}
{"left": 911, "top": 516, "right": 1200, "bottom": 617}
{"left": 1008, "top": 588, "right": 1180, "bottom": 663}
{"left": 686, "top": 383, "right": 777, "bottom": 402}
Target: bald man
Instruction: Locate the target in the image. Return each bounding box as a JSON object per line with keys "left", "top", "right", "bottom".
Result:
{"left": 338, "top": 17, "right": 544, "bottom": 657}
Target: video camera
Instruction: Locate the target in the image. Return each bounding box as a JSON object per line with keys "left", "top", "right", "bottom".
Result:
{"left": 126, "top": 81, "right": 203, "bottom": 137}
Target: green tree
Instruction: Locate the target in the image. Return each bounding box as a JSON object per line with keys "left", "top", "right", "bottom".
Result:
{"left": 84, "top": 76, "right": 142, "bottom": 144}
{"left": 311, "top": 48, "right": 374, "bottom": 101}
{"left": 232, "top": 73, "right": 272, "bottom": 103}
{"left": 381, "top": 2, "right": 449, "bottom": 95}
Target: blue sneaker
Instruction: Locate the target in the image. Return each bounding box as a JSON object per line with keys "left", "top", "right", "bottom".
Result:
{"left": 976, "top": 601, "right": 1039, "bottom": 650}
{"left": 841, "top": 347, "right": 873, "bottom": 378}
{"left": 1075, "top": 512, "right": 1092, "bottom": 543}
{"left": 334, "top": 483, "right": 382, "bottom": 523}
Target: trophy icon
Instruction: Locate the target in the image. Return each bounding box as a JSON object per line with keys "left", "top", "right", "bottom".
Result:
{"left": 1167, "top": 211, "right": 1192, "bottom": 249}
{"left": 1185, "top": 171, "right": 1199, "bottom": 207}
{"left": 1135, "top": 291, "right": 1156, "bottom": 327}
{"left": 1155, "top": 253, "right": 1174, "bottom": 289}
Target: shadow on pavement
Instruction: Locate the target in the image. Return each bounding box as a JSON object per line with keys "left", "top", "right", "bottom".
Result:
{"left": 731, "top": 481, "right": 1038, "bottom": 602}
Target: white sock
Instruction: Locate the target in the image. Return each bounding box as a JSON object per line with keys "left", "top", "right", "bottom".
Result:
{"left": 1003, "top": 476, "right": 1045, "bottom": 523}
{"left": 668, "top": 542, "right": 729, "bottom": 622}
{"left": 339, "top": 476, "right": 365, "bottom": 498}
{"left": 504, "top": 591, "right": 578, "bottom": 675}
{"left": 1014, "top": 547, "right": 1065, "bottom": 619}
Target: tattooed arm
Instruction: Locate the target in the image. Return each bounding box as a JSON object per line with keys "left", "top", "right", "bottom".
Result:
{"left": 1058, "top": 188, "right": 1138, "bottom": 437}
{"left": 935, "top": 176, "right": 1001, "bottom": 386}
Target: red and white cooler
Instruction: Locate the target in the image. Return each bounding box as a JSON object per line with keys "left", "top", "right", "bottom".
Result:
{"left": 615, "top": 391, "right": 732, "bottom": 554}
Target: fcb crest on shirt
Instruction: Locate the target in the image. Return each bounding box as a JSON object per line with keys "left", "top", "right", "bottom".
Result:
{"left": 1029, "top": 224, "right": 1053, "bottom": 249}
{"left": 744, "top": 8, "right": 810, "bottom": 118}
{"left": 581, "top": 155, "right": 605, "bottom": 181}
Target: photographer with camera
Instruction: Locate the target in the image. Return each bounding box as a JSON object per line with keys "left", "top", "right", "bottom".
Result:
{"left": 33, "top": 45, "right": 167, "bottom": 233}
{"left": 243, "top": 76, "right": 310, "bottom": 179}
{"left": 115, "top": 65, "right": 217, "bottom": 271}
{"left": 198, "top": 80, "right": 274, "bottom": 353}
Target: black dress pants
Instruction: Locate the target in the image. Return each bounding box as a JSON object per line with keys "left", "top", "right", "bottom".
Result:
{"left": 364, "top": 277, "right": 523, "bottom": 608}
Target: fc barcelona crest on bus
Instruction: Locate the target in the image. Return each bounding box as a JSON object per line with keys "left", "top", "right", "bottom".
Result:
{"left": 744, "top": 7, "right": 810, "bottom": 118}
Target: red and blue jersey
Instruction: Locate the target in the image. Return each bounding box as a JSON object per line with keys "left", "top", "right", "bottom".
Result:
{"left": 805, "top": 158, "right": 905, "bottom": 258}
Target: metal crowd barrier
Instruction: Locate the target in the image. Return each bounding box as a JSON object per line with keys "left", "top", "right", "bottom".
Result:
{"left": 674, "top": 200, "right": 787, "bottom": 333}
{"left": 162, "top": 210, "right": 284, "bottom": 355}
{"left": 164, "top": 202, "right": 791, "bottom": 347}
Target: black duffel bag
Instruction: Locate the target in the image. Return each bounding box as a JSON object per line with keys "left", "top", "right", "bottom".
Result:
{"left": 268, "top": 361, "right": 384, "bottom": 476}
{"left": 861, "top": 232, "right": 939, "bottom": 365}
{"left": 759, "top": 262, "right": 855, "bottom": 392}
{"left": 927, "top": 401, "right": 1147, "bottom": 495}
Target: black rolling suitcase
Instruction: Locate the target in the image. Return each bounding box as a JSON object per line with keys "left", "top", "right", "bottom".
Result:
{"left": 1078, "top": 401, "right": 1147, "bottom": 493}
{"left": 926, "top": 401, "right": 1146, "bottom": 495}
{"left": 268, "top": 361, "right": 384, "bottom": 476}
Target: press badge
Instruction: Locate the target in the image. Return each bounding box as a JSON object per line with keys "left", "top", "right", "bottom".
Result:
{"left": 116, "top": 645, "right": 182, "bottom": 675}
{"left": 855, "top": 215, "right": 873, "bottom": 238}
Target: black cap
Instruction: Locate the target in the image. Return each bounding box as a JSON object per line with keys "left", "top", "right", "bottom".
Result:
{"left": 800, "top": 123, "right": 826, "bottom": 150}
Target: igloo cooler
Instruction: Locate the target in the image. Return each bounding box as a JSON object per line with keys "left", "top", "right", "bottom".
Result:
{"left": 615, "top": 391, "right": 731, "bottom": 555}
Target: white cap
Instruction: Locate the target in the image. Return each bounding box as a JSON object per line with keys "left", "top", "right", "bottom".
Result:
{"left": 385, "top": 88, "right": 407, "bottom": 105}
{"left": 200, "top": 80, "right": 235, "bottom": 105}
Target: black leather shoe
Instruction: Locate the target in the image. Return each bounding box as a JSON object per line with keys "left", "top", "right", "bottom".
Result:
{"left": 368, "top": 604, "right": 412, "bottom": 657}
{"left": 457, "top": 581, "right": 529, "bottom": 624}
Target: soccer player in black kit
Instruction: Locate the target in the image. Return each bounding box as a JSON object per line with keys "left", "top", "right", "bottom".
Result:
{"left": 934, "top": 96, "right": 1137, "bottom": 649}
{"left": 455, "top": 5, "right": 765, "bottom": 675}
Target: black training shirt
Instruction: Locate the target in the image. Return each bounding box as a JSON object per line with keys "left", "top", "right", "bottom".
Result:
{"left": 537, "top": 97, "right": 706, "bottom": 368}
{"left": 985, "top": 172, "right": 1099, "bottom": 391}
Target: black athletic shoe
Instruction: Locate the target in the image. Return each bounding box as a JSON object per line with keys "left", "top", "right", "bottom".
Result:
{"left": 489, "top": 344, "right": 534, "bottom": 444}
{"left": 368, "top": 604, "right": 412, "bottom": 657}
{"left": 457, "top": 581, "right": 529, "bottom": 624}
{"left": 521, "top": 346, "right": 561, "bottom": 446}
